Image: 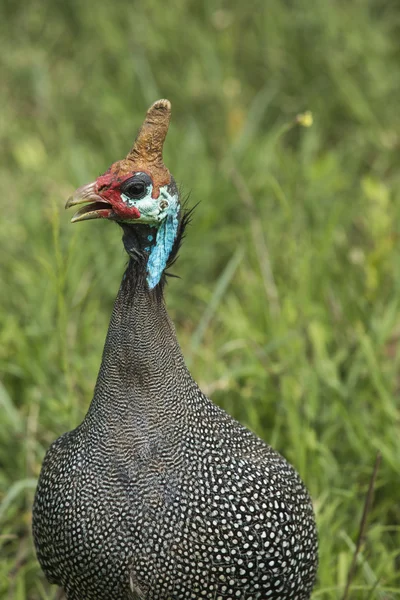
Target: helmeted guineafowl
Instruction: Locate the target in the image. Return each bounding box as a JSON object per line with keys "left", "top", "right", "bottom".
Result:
{"left": 33, "top": 100, "right": 318, "bottom": 600}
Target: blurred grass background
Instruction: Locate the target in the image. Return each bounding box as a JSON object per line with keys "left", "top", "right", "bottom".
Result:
{"left": 1, "top": 0, "right": 400, "bottom": 598}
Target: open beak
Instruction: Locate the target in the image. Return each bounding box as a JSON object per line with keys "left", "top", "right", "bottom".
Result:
{"left": 65, "top": 182, "right": 112, "bottom": 223}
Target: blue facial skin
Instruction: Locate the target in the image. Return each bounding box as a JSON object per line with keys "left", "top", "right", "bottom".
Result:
{"left": 121, "top": 178, "right": 179, "bottom": 289}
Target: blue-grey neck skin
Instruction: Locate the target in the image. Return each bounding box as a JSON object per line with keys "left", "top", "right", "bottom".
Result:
{"left": 120, "top": 178, "right": 180, "bottom": 289}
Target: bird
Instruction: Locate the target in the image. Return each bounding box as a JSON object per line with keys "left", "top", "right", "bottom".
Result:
{"left": 33, "top": 99, "right": 318, "bottom": 600}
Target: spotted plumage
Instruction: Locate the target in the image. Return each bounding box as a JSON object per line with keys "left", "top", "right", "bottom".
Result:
{"left": 33, "top": 100, "right": 318, "bottom": 600}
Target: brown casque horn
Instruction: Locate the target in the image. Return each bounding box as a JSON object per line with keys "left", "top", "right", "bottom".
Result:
{"left": 127, "top": 99, "right": 171, "bottom": 169}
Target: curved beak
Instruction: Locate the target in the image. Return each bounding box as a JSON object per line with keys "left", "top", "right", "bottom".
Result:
{"left": 65, "top": 182, "right": 112, "bottom": 223}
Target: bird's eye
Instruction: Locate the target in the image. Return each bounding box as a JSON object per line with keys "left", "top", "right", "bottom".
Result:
{"left": 124, "top": 182, "right": 146, "bottom": 199}
{"left": 121, "top": 173, "right": 152, "bottom": 200}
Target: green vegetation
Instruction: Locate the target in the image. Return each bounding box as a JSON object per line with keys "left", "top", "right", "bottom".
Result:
{"left": 1, "top": 0, "right": 400, "bottom": 598}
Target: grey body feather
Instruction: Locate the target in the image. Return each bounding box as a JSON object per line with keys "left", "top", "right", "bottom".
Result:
{"left": 33, "top": 230, "right": 318, "bottom": 600}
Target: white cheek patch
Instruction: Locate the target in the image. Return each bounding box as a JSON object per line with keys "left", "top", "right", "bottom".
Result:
{"left": 121, "top": 184, "right": 177, "bottom": 225}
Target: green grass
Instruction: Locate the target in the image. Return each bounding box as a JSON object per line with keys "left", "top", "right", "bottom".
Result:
{"left": 1, "top": 0, "right": 400, "bottom": 598}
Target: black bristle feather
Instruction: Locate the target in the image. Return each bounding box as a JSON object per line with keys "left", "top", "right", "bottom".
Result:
{"left": 165, "top": 194, "right": 196, "bottom": 274}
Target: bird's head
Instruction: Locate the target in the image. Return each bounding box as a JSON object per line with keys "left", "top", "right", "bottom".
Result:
{"left": 66, "top": 99, "right": 182, "bottom": 289}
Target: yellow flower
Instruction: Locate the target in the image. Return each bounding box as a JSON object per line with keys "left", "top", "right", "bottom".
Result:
{"left": 296, "top": 111, "right": 313, "bottom": 127}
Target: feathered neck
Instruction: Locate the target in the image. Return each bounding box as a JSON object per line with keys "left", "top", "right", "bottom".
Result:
{"left": 84, "top": 252, "right": 191, "bottom": 434}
